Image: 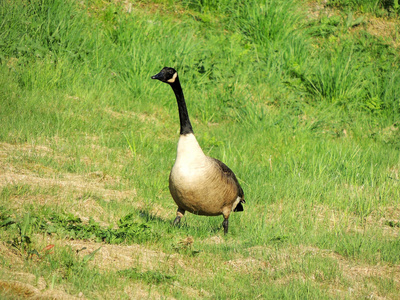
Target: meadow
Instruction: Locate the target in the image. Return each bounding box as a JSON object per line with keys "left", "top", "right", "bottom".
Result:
{"left": 0, "top": 0, "right": 399, "bottom": 298}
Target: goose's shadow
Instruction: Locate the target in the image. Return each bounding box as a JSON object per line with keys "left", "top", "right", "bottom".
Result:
{"left": 137, "top": 209, "right": 224, "bottom": 234}
{"left": 137, "top": 209, "right": 168, "bottom": 223}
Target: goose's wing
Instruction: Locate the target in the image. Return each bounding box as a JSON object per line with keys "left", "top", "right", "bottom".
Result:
{"left": 209, "top": 157, "right": 245, "bottom": 201}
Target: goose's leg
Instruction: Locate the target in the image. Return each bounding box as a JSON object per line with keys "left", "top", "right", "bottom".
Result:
{"left": 222, "top": 218, "right": 229, "bottom": 235}
{"left": 222, "top": 209, "right": 231, "bottom": 235}
{"left": 173, "top": 208, "right": 185, "bottom": 225}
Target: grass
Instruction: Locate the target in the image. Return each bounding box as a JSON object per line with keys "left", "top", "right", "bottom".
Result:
{"left": 0, "top": 0, "right": 400, "bottom": 298}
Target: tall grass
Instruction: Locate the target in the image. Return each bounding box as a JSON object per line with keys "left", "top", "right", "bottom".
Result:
{"left": 1, "top": 0, "right": 399, "bottom": 126}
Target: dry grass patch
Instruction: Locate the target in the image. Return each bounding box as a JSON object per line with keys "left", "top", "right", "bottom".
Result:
{"left": 0, "top": 142, "right": 136, "bottom": 197}
{"left": 104, "top": 107, "right": 160, "bottom": 125}
{"left": 225, "top": 257, "right": 267, "bottom": 273}
{"left": 66, "top": 240, "right": 182, "bottom": 272}
{"left": 0, "top": 168, "right": 136, "bottom": 201}
{"left": 247, "top": 243, "right": 399, "bottom": 298}
{"left": 0, "top": 170, "right": 136, "bottom": 223}
{"left": 55, "top": 238, "right": 214, "bottom": 298}
{"left": 1, "top": 236, "right": 180, "bottom": 299}
{"left": 65, "top": 238, "right": 213, "bottom": 279}
{"left": 0, "top": 280, "right": 83, "bottom": 300}
{"left": 120, "top": 282, "right": 173, "bottom": 300}
{"left": 203, "top": 235, "right": 224, "bottom": 245}
{"left": 300, "top": 245, "right": 400, "bottom": 281}
{"left": 307, "top": 1, "right": 400, "bottom": 48}
{"left": 0, "top": 141, "right": 142, "bottom": 226}
{"left": 364, "top": 16, "right": 400, "bottom": 47}
{"left": 268, "top": 200, "right": 399, "bottom": 238}
{"left": 0, "top": 242, "right": 24, "bottom": 268}
{"left": 0, "top": 242, "right": 81, "bottom": 300}
{"left": 307, "top": 0, "right": 337, "bottom": 20}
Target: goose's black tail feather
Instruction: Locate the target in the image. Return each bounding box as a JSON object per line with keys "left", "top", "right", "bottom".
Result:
{"left": 234, "top": 201, "right": 244, "bottom": 212}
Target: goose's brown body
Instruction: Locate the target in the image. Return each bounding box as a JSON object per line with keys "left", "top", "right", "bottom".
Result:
{"left": 169, "top": 133, "right": 242, "bottom": 217}
{"left": 151, "top": 67, "right": 245, "bottom": 234}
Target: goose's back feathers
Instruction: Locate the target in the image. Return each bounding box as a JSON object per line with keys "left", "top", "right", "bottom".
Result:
{"left": 209, "top": 157, "right": 244, "bottom": 199}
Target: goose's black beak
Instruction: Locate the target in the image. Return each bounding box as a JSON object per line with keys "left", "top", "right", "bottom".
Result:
{"left": 151, "top": 72, "right": 163, "bottom": 80}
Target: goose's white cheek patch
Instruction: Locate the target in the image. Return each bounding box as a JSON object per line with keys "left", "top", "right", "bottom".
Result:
{"left": 167, "top": 72, "right": 178, "bottom": 83}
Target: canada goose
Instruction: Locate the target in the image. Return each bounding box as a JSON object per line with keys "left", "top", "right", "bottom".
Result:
{"left": 151, "top": 67, "right": 245, "bottom": 234}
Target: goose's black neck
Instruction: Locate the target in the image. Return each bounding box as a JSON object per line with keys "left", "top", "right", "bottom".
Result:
{"left": 169, "top": 77, "right": 193, "bottom": 135}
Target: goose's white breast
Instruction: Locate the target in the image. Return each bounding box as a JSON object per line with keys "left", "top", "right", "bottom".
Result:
{"left": 170, "top": 133, "right": 209, "bottom": 184}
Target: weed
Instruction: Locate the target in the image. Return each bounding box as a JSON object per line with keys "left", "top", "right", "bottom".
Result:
{"left": 0, "top": 209, "right": 155, "bottom": 246}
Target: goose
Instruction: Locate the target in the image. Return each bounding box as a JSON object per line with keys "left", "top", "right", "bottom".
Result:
{"left": 151, "top": 67, "right": 245, "bottom": 234}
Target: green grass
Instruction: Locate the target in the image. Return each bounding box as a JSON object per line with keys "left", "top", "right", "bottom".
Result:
{"left": 0, "top": 0, "right": 400, "bottom": 298}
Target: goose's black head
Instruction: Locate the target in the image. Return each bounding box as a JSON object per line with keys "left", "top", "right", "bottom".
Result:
{"left": 151, "top": 67, "right": 178, "bottom": 84}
